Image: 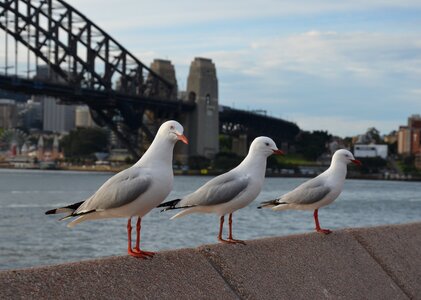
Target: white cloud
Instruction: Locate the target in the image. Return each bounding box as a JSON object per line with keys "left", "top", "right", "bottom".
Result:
{"left": 66, "top": 0, "right": 421, "bottom": 30}
{"left": 289, "top": 115, "right": 400, "bottom": 136}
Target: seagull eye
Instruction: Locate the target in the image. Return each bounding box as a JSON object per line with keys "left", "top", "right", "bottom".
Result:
{"left": 170, "top": 126, "right": 174, "bottom": 130}
{"left": 265, "top": 142, "right": 269, "bottom": 146}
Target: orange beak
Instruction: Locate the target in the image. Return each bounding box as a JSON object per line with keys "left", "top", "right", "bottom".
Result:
{"left": 272, "top": 149, "right": 284, "bottom": 155}
{"left": 351, "top": 159, "right": 362, "bottom": 166}
{"left": 176, "top": 134, "right": 189, "bottom": 145}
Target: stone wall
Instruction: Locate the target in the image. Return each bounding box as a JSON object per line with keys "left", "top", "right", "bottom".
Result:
{"left": 1, "top": 223, "right": 420, "bottom": 299}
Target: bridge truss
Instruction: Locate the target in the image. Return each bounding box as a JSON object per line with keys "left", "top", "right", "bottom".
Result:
{"left": 0, "top": 0, "right": 193, "bottom": 157}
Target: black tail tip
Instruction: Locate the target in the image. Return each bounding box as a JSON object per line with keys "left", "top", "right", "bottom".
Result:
{"left": 157, "top": 198, "right": 181, "bottom": 208}
{"left": 45, "top": 209, "right": 56, "bottom": 215}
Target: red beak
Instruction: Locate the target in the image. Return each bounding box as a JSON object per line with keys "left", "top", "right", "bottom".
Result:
{"left": 272, "top": 149, "right": 284, "bottom": 155}
{"left": 176, "top": 134, "right": 189, "bottom": 145}
{"left": 351, "top": 159, "right": 362, "bottom": 166}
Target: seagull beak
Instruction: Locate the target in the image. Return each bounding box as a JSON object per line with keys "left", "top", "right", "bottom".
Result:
{"left": 272, "top": 149, "right": 284, "bottom": 155}
{"left": 351, "top": 159, "right": 362, "bottom": 166}
{"left": 176, "top": 133, "right": 189, "bottom": 145}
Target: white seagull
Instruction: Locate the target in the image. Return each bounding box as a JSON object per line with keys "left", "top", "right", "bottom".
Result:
{"left": 158, "top": 137, "right": 283, "bottom": 244}
{"left": 258, "top": 149, "right": 361, "bottom": 234}
{"left": 45, "top": 120, "right": 188, "bottom": 258}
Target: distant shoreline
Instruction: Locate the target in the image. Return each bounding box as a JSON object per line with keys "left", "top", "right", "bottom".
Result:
{"left": 0, "top": 165, "right": 420, "bottom": 182}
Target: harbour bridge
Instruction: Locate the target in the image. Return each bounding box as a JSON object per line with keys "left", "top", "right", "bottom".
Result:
{"left": 0, "top": 0, "right": 300, "bottom": 159}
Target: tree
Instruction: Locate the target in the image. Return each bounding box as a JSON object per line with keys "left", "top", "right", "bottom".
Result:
{"left": 296, "top": 130, "right": 332, "bottom": 161}
{"left": 212, "top": 152, "right": 244, "bottom": 171}
{"left": 188, "top": 155, "right": 210, "bottom": 170}
{"left": 61, "top": 128, "right": 108, "bottom": 158}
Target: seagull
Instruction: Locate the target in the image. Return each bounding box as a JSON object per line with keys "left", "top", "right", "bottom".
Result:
{"left": 158, "top": 137, "right": 283, "bottom": 244}
{"left": 45, "top": 120, "right": 188, "bottom": 258}
{"left": 258, "top": 149, "right": 361, "bottom": 234}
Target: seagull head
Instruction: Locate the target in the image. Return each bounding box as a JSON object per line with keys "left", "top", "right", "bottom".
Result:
{"left": 332, "top": 149, "right": 362, "bottom": 166}
{"left": 158, "top": 120, "right": 188, "bottom": 144}
{"left": 249, "top": 136, "right": 284, "bottom": 157}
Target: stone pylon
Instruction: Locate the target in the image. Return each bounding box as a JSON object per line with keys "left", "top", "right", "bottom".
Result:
{"left": 184, "top": 57, "right": 219, "bottom": 159}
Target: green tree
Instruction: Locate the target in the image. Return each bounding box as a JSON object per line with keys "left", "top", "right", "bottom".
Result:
{"left": 219, "top": 135, "right": 232, "bottom": 152}
{"left": 212, "top": 152, "right": 244, "bottom": 171}
{"left": 188, "top": 155, "right": 210, "bottom": 170}
{"left": 61, "top": 128, "right": 108, "bottom": 158}
{"left": 296, "top": 130, "right": 332, "bottom": 161}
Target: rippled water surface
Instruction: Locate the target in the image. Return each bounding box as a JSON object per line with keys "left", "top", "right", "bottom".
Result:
{"left": 0, "top": 169, "right": 420, "bottom": 270}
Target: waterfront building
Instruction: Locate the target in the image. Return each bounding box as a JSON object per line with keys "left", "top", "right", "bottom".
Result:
{"left": 42, "top": 97, "right": 76, "bottom": 133}
{"left": 397, "top": 115, "right": 421, "bottom": 156}
{"left": 354, "top": 144, "right": 388, "bottom": 159}
{"left": 0, "top": 99, "right": 17, "bottom": 129}
{"left": 75, "top": 105, "right": 96, "bottom": 128}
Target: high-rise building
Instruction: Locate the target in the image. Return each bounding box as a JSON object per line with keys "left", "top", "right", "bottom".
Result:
{"left": 0, "top": 99, "right": 17, "bottom": 129}
{"left": 398, "top": 114, "right": 421, "bottom": 156}
{"left": 33, "top": 65, "right": 76, "bottom": 133}
{"left": 19, "top": 99, "right": 43, "bottom": 130}
{"left": 75, "top": 105, "right": 96, "bottom": 128}
{"left": 42, "top": 97, "right": 75, "bottom": 133}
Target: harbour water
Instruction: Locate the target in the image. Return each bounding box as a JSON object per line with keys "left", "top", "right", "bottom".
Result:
{"left": 0, "top": 168, "right": 420, "bottom": 270}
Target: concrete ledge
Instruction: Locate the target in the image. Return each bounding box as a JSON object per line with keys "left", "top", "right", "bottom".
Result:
{"left": 1, "top": 223, "right": 420, "bottom": 299}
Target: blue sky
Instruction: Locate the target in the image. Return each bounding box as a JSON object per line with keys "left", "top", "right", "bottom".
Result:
{"left": 67, "top": 0, "right": 421, "bottom": 137}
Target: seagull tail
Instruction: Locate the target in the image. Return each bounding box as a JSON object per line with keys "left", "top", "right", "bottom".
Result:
{"left": 45, "top": 201, "right": 84, "bottom": 215}
{"left": 157, "top": 198, "right": 181, "bottom": 212}
{"left": 258, "top": 199, "right": 283, "bottom": 209}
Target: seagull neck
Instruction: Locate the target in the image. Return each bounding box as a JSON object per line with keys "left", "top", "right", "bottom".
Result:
{"left": 327, "top": 160, "right": 347, "bottom": 180}
{"left": 238, "top": 152, "right": 267, "bottom": 176}
{"left": 134, "top": 137, "right": 175, "bottom": 168}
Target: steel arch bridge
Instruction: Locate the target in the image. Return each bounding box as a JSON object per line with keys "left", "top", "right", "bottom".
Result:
{"left": 219, "top": 106, "right": 300, "bottom": 147}
{"left": 0, "top": 0, "right": 301, "bottom": 158}
{"left": 0, "top": 0, "right": 194, "bottom": 157}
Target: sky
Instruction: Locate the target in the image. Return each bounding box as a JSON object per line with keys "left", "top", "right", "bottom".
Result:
{"left": 65, "top": 1, "right": 421, "bottom": 136}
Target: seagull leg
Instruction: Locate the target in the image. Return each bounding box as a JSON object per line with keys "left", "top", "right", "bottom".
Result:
{"left": 227, "top": 213, "right": 246, "bottom": 245}
{"left": 133, "top": 217, "right": 155, "bottom": 257}
{"left": 314, "top": 209, "right": 332, "bottom": 234}
{"left": 127, "top": 218, "right": 148, "bottom": 258}
{"left": 217, "top": 215, "right": 230, "bottom": 243}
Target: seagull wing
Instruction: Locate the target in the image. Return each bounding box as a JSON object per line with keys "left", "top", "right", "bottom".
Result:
{"left": 180, "top": 173, "right": 249, "bottom": 207}
{"left": 279, "top": 178, "right": 331, "bottom": 205}
{"left": 76, "top": 167, "right": 151, "bottom": 213}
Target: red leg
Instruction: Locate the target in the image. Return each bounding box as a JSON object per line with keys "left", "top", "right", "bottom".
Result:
{"left": 314, "top": 209, "right": 332, "bottom": 234}
{"left": 217, "top": 215, "right": 233, "bottom": 244}
{"left": 127, "top": 218, "right": 148, "bottom": 258}
{"left": 132, "top": 217, "right": 155, "bottom": 257}
{"left": 227, "top": 213, "right": 246, "bottom": 244}
{"left": 217, "top": 215, "right": 226, "bottom": 243}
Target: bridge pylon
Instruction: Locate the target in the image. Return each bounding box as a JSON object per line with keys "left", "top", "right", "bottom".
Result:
{"left": 183, "top": 57, "right": 219, "bottom": 160}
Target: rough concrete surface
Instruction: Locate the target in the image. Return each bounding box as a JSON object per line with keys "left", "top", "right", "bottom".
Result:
{"left": 1, "top": 223, "right": 420, "bottom": 300}
{"left": 0, "top": 249, "right": 238, "bottom": 300}
{"left": 350, "top": 223, "right": 421, "bottom": 299}
{"left": 199, "top": 231, "right": 407, "bottom": 300}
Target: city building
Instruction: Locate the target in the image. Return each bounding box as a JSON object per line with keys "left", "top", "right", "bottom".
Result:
{"left": 33, "top": 65, "right": 77, "bottom": 133}
{"left": 19, "top": 99, "right": 43, "bottom": 130}
{"left": 42, "top": 97, "right": 76, "bottom": 133}
{"left": 75, "top": 105, "right": 96, "bottom": 128}
{"left": 397, "top": 115, "right": 421, "bottom": 156}
{"left": 0, "top": 99, "right": 17, "bottom": 129}
{"left": 354, "top": 144, "right": 388, "bottom": 159}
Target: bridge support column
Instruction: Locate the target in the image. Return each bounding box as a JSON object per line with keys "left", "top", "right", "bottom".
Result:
{"left": 185, "top": 57, "right": 219, "bottom": 159}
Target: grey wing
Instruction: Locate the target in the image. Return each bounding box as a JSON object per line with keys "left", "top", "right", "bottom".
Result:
{"left": 76, "top": 167, "right": 151, "bottom": 213}
{"left": 180, "top": 174, "right": 249, "bottom": 207}
{"left": 280, "top": 182, "right": 331, "bottom": 205}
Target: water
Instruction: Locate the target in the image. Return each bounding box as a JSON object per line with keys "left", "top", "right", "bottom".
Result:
{"left": 0, "top": 169, "right": 420, "bottom": 270}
